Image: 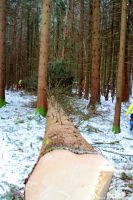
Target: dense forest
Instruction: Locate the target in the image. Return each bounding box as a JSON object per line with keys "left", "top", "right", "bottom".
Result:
{"left": 0, "top": 0, "right": 133, "bottom": 199}
{"left": 0, "top": 0, "right": 133, "bottom": 132}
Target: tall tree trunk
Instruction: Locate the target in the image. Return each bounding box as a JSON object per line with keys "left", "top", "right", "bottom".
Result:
{"left": 7, "top": 3, "right": 18, "bottom": 89}
{"left": 78, "top": 0, "right": 84, "bottom": 97}
{"left": 70, "top": 0, "right": 75, "bottom": 63}
{"left": 18, "top": 16, "right": 23, "bottom": 81}
{"left": 55, "top": 3, "right": 60, "bottom": 59}
{"left": 34, "top": 0, "right": 39, "bottom": 79}
{"left": 111, "top": 0, "right": 121, "bottom": 102}
{"left": 37, "top": 0, "right": 51, "bottom": 115}
{"left": 61, "top": 0, "right": 69, "bottom": 60}
{"left": 121, "top": 10, "right": 130, "bottom": 102}
{"left": 0, "top": 0, "right": 6, "bottom": 104}
{"left": 112, "top": 0, "right": 127, "bottom": 133}
{"left": 122, "top": 48, "right": 129, "bottom": 102}
{"left": 89, "top": 0, "right": 100, "bottom": 107}
{"left": 84, "top": 0, "right": 92, "bottom": 99}
{"left": 26, "top": 6, "right": 30, "bottom": 81}
{"left": 105, "top": 1, "right": 114, "bottom": 101}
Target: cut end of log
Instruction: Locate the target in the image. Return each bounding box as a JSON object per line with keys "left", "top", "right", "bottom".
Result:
{"left": 25, "top": 150, "right": 114, "bottom": 200}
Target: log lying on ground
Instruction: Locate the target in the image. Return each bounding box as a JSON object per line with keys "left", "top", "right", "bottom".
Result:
{"left": 25, "top": 100, "right": 114, "bottom": 200}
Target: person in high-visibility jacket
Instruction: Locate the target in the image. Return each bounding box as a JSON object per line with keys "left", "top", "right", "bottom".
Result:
{"left": 17, "top": 80, "right": 22, "bottom": 90}
{"left": 126, "top": 102, "right": 133, "bottom": 130}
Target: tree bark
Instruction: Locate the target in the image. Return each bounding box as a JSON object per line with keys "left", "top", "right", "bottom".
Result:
{"left": 78, "top": 0, "right": 84, "bottom": 97}
{"left": 25, "top": 100, "right": 114, "bottom": 200}
{"left": 84, "top": 0, "right": 92, "bottom": 99}
{"left": 0, "top": 0, "right": 6, "bottom": 101}
{"left": 37, "top": 0, "right": 51, "bottom": 112}
{"left": 89, "top": 0, "right": 100, "bottom": 106}
{"left": 61, "top": 0, "right": 69, "bottom": 60}
{"left": 7, "top": 3, "right": 19, "bottom": 90}
{"left": 105, "top": 1, "right": 114, "bottom": 101}
{"left": 40, "top": 99, "right": 95, "bottom": 157}
{"left": 113, "top": 0, "right": 127, "bottom": 133}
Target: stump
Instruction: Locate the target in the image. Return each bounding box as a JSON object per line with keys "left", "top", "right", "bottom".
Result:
{"left": 25, "top": 100, "right": 114, "bottom": 200}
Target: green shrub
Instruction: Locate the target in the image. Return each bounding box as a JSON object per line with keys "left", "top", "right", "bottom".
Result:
{"left": 48, "top": 60, "right": 74, "bottom": 93}
{"left": 23, "top": 71, "right": 38, "bottom": 91}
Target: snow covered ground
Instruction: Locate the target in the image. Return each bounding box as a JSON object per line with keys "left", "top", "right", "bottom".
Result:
{"left": 71, "top": 95, "right": 133, "bottom": 200}
{"left": 0, "top": 91, "right": 45, "bottom": 199}
{"left": 0, "top": 91, "right": 133, "bottom": 199}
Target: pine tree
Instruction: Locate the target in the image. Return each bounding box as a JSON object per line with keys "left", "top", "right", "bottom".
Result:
{"left": 37, "top": 0, "right": 52, "bottom": 116}
{"left": 78, "top": 0, "right": 84, "bottom": 97}
{"left": 112, "top": 0, "right": 127, "bottom": 133}
{"left": 89, "top": 0, "right": 100, "bottom": 107}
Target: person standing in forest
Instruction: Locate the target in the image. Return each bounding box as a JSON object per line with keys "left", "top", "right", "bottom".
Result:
{"left": 126, "top": 102, "right": 133, "bottom": 130}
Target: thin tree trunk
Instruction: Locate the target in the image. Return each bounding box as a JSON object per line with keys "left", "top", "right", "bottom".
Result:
{"left": 56, "top": 4, "right": 60, "bottom": 59}
{"left": 89, "top": 0, "right": 100, "bottom": 107}
{"left": 70, "top": 0, "right": 75, "bottom": 63}
{"left": 61, "top": 0, "right": 69, "bottom": 60}
{"left": 112, "top": 0, "right": 127, "bottom": 133}
{"left": 105, "top": 2, "right": 114, "bottom": 101}
{"left": 111, "top": 0, "right": 121, "bottom": 102}
{"left": 78, "top": 0, "right": 84, "bottom": 97}
{"left": 122, "top": 47, "right": 129, "bottom": 102}
{"left": 7, "top": 3, "right": 18, "bottom": 89}
{"left": 18, "top": 16, "right": 23, "bottom": 81}
{"left": 121, "top": 13, "right": 130, "bottom": 102}
{"left": 0, "top": 0, "right": 6, "bottom": 102}
{"left": 33, "top": 0, "right": 39, "bottom": 75}
{"left": 37, "top": 0, "right": 52, "bottom": 114}
{"left": 84, "top": 0, "right": 92, "bottom": 99}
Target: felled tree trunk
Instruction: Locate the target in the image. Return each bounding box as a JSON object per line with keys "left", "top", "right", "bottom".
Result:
{"left": 39, "top": 100, "right": 95, "bottom": 157}
{"left": 25, "top": 100, "right": 114, "bottom": 200}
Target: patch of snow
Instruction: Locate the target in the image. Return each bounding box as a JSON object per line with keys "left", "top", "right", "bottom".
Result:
{"left": 0, "top": 91, "right": 45, "bottom": 197}
{"left": 71, "top": 95, "right": 133, "bottom": 200}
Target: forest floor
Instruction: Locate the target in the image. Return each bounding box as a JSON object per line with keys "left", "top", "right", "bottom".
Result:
{"left": 0, "top": 91, "right": 45, "bottom": 199}
{"left": 0, "top": 91, "right": 133, "bottom": 199}
{"left": 69, "top": 94, "right": 133, "bottom": 200}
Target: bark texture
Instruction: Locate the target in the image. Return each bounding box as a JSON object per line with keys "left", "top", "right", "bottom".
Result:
{"left": 37, "top": 0, "right": 51, "bottom": 110}
{"left": 84, "top": 0, "right": 92, "bottom": 99}
{"left": 0, "top": 0, "right": 6, "bottom": 99}
{"left": 113, "top": 0, "right": 127, "bottom": 133}
{"left": 40, "top": 99, "right": 95, "bottom": 157}
{"left": 89, "top": 0, "right": 100, "bottom": 106}
{"left": 78, "top": 0, "right": 84, "bottom": 97}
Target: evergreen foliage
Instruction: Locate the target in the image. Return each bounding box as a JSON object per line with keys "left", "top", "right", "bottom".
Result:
{"left": 48, "top": 60, "right": 74, "bottom": 93}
